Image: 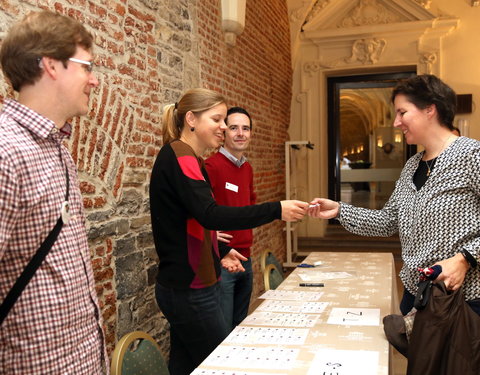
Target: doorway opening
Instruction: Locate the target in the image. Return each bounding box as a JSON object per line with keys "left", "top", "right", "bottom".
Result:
{"left": 327, "top": 71, "right": 417, "bottom": 209}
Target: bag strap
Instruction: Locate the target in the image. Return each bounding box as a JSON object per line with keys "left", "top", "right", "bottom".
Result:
{"left": 414, "top": 280, "right": 433, "bottom": 310}
{"left": 0, "top": 217, "right": 63, "bottom": 326}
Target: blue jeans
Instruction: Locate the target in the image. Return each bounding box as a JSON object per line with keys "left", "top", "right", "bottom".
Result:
{"left": 219, "top": 258, "right": 253, "bottom": 332}
{"left": 155, "top": 282, "right": 229, "bottom": 375}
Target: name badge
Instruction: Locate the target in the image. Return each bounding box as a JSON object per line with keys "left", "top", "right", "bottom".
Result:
{"left": 61, "top": 201, "right": 71, "bottom": 225}
{"left": 225, "top": 182, "right": 238, "bottom": 193}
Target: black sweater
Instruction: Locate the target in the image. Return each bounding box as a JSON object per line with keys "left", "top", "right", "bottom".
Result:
{"left": 149, "top": 140, "right": 281, "bottom": 289}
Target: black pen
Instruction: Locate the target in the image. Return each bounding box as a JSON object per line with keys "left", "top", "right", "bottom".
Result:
{"left": 299, "top": 283, "right": 324, "bottom": 287}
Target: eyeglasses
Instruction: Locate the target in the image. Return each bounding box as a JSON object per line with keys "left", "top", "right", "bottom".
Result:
{"left": 68, "top": 57, "right": 94, "bottom": 73}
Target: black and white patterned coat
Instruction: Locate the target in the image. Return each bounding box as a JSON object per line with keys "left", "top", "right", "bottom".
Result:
{"left": 339, "top": 136, "right": 480, "bottom": 301}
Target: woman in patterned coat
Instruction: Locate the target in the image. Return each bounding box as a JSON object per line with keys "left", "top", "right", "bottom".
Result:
{"left": 308, "top": 75, "right": 480, "bottom": 316}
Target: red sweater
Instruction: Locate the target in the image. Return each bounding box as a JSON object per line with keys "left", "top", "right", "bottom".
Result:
{"left": 205, "top": 152, "right": 256, "bottom": 257}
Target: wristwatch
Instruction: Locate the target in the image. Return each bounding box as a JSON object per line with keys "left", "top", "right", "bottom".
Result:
{"left": 334, "top": 202, "right": 341, "bottom": 219}
{"left": 460, "top": 249, "right": 478, "bottom": 269}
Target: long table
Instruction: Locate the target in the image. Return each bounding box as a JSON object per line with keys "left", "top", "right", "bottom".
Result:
{"left": 193, "top": 252, "right": 398, "bottom": 375}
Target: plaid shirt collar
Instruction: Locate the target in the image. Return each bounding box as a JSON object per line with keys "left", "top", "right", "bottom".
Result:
{"left": 3, "top": 99, "right": 72, "bottom": 141}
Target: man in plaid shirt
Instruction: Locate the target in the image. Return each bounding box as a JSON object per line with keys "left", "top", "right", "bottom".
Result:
{"left": 0, "top": 11, "right": 107, "bottom": 373}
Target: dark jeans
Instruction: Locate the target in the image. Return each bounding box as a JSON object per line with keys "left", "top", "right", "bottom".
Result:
{"left": 400, "top": 288, "right": 480, "bottom": 315}
{"left": 155, "top": 282, "right": 229, "bottom": 375}
{"left": 219, "top": 258, "right": 253, "bottom": 332}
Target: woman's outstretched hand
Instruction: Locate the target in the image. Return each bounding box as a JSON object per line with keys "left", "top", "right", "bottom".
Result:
{"left": 307, "top": 198, "right": 340, "bottom": 219}
{"left": 280, "top": 200, "right": 309, "bottom": 222}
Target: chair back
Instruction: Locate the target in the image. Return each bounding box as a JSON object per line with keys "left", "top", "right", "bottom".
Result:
{"left": 111, "top": 331, "right": 169, "bottom": 375}
{"left": 260, "top": 249, "right": 283, "bottom": 275}
{"left": 264, "top": 263, "right": 284, "bottom": 290}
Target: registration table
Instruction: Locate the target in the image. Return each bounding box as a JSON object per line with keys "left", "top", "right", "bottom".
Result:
{"left": 192, "top": 252, "right": 398, "bottom": 375}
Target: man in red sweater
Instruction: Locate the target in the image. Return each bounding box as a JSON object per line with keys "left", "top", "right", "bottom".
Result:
{"left": 205, "top": 107, "right": 256, "bottom": 332}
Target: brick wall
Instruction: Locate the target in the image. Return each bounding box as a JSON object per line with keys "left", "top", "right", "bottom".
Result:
{"left": 196, "top": 0, "right": 292, "bottom": 298}
{"left": 0, "top": 0, "right": 292, "bottom": 358}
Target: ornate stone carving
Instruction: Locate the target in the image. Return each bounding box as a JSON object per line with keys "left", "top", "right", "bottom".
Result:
{"left": 419, "top": 52, "right": 437, "bottom": 74}
{"left": 304, "top": 0, "right": 332, "bottom": 24}
{"left": 290, "top": 0, "right": 312, "bottom": 23}
{"left": 413, "top": 0, "right": 431, "bottom": 9}
{"left": 303, "top": 61, "right": 323, "bottom": 75}
{"left": 296, "top": 92, "right": 306, "bottom": 103}
{"left": 340, "top": 0, "right": 399, "bottom": 28}
{"left": 303, "top": 59, "right": 339, "bottom": 75}
{"left": 345, "top": 38, "right": 386, "bottom": 64}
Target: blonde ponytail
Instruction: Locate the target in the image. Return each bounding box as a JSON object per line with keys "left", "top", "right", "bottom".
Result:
{"left": 162, "top": 103, "right": 179, "bottom": 145}
{"left": 161, "top": 88, "right": 226, "bottom": 145}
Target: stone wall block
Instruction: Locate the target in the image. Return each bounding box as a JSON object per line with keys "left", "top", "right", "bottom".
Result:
{"left": 146, "top": 263, "right": 157, "bottom": 286}
{"left": 117, "top": 301, "right": 135, "bottom": 338}
{"left": 130, "top": 215, "right": 151, "bottom": 229}
{"left": 88, "top": 218, "right": 130, "bottom": 241}
{"left": 114, "top": 236, "right": 136, "bottom": 257}
{"left": 137, "top": 230, "right": 154, "bottom": 249}
{"left": 115, "top": 252, "right": 146, "bottom": 299}
{"left": 143, "top": 247, "right": 159, "bottom": 264}
{"left": 118, "top": 188, "right": 144, "bottom": 215}
{"left": 86, "top": 208, "right": 116, "bottom": 223}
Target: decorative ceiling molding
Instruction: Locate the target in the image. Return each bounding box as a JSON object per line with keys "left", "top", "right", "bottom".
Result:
{"left": 413, "top": 0, "right": 431, "bottom": 9}
{"left": 287, "top": 0, "right": 316, "bottom": 68}
{"left": 302, "top": 0, "right": 438, "bottom": 32}
{"left": 304, "top": 0, "right": 332, "bottom": 24}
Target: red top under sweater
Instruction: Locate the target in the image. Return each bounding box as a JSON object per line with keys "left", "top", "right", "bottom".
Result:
{"left": 205, "top": 152, "right": 256, "bottom": 257}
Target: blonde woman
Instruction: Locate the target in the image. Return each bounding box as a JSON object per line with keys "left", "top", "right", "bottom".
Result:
{"left": 149, "top": 88, "right": 308, "bottom": 375}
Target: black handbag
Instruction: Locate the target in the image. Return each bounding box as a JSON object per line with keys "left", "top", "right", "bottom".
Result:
{"left": 407, "top": 281, "right": 480, "bottom": 375}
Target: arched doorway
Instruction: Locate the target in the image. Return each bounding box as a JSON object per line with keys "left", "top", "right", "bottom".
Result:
{"left": 327, "top": 71, "right": 417, "bottom": 209}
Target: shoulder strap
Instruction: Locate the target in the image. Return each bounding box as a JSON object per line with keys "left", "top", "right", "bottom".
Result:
{"left": 414, "top": 280, "right": 433, "bottom": 310}
{"left": 0, "top": 217, "right": 63, "bottom": 326}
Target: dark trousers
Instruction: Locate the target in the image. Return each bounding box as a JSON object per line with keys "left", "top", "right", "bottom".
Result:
{"left": 400, "top": 288, "right": 480, "bottom": 315}
{"left": 219, "top": 258, "right": 253, "bottom": 332}
{"left": 155, "top": 282, "right": 229, "bottom": 375}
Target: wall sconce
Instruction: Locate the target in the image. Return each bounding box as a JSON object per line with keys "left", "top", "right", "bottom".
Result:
{"left": 377, "top": 137, "right": 383, "bottom": 148}
{"left": 394, "top": 133, "right": 402, "bottom": 143}
{"left": 221, "top": 0, "right": 246, "bottom": 47}
{"left": 472, "top": 0, "right": 479, "bottom": 7}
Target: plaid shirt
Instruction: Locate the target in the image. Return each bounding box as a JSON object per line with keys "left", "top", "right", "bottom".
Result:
{"left": 0, "top": 100, "right": 107, "bottom": 374}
